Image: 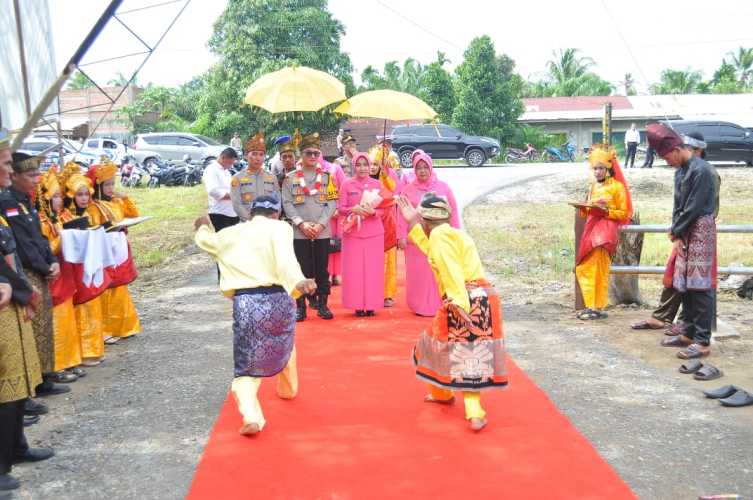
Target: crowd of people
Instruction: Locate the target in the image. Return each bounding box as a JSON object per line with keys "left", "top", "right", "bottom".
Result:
{"left": 0, "top": 129, "right": 142, "bottom": 491}
{"left": 196, "top": 128, "right": 507, "bottom": 438}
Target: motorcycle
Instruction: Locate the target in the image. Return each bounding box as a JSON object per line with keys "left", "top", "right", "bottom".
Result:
{"left": 124, "top": 162, "right": 149, "bottom": 188}
{"left": 147, "top": 157, "right": 190, "bottom": 188}
{"left": 544, "top": 142, "right": 576, "bottom": 162}
{"left": 182, "top": 159, "right": 205, "bottom": 186}
{"left": 505, "top": 143, "right": 538, "bottom": 162}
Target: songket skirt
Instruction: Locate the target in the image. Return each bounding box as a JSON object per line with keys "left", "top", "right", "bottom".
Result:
{"left": 673, "top": 214, "right": 717, "bottom": 292}
{"left": 76, "top": 296, "right": 104, "bottom": 359}
{"left": 53, "top": 297, "right": 82, "bottom": 371}
{"left": 233, "top": 290, "right": 296, "bottom": 378}
{"left": 404, "top": 241, "right": 442, "bottom": 316}
{"left": 101, "top": 285, "right": 141, "bottom": 338}
{"left": 341, "top": 233, "right": 384, "bottom": 311}
{"left": 414, "top": 280, "right": 507, "bottom": 392}
{"left": 23, "top": 268, "right": 54, "bottom": 373}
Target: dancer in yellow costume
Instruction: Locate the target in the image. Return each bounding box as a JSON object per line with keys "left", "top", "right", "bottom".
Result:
{"left": 86, "top": 161, "right": 141, "bottom": 342}
{"left": 36, "top": 167, "right": 84, "bottom": 380}
{"left": 574, "top": 145, "right": 632, "bottom": 320}
{"left": 59, "top": 164, "right": 105, "bottom": 365}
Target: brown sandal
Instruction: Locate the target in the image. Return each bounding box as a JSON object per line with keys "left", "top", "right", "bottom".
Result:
{"left": 661, "top": 335, "right": 693, "bottom": 348}
{"left": 677, "top": 344, "right": 710, "bottom": 360}
{"left": 631, "top": 320, "right": 665, "bottom": 330}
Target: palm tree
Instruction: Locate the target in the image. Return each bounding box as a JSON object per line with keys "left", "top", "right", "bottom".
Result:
{"left": 620, "top": 72, "right": 636, "bottom": 95}
{"left": 66, "top": 70, "right": 93, "bottom": 90}
{"left": 650, "top": 69, "right": 703, "bottom": 95}
{"left": 546, "top": 48, "right": 594, "bottom": 87}
{"left": 727, "top": 47, "right": 753, "bottom": 86}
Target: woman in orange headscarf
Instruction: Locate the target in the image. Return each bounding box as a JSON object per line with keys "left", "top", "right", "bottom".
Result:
{"left": 574, "top": 145, "right": 632, "bottom": 320}
{"left": 86, "top": 160, "right": 141, "bottom": 343}
{"left": 36, "top": 167, "right": 83, "bottom": 381}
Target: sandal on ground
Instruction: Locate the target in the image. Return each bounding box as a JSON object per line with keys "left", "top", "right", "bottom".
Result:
{"left": 693, "top": 364, "right": 723, "bottom": 381}
{"left": 665, "top": 323, "right": 687, "bottom": 336}
{"left": 703, "top": 385, "right": 739, "bottom": 399}
{"left": 239, "top": 422, "right": 260, "bottom": 435}
{"left": 719, "top": 389, "right": 753, "bottom": 408}
{"left": 424, "top": 394, "right": 455, "bottom": 405}
{"left": 104, "top": 336, "right": 120, "bottom": 345}
{"left": 661, "top": 335, "right": 693, "bottom": 348}
{"left": 597, "top": 310, "right": 608, "bottom": 319}
{"left": 66, "top": 367, "right": 86, "bottom": 378}
{"left": 677, "top": 344, "right": 710, "bottom": 360}
{"left": 81, "top": 358, "right": 102, "bottom": 367}
{"left": 631, "top": 320, "right": 664, "bottom": 330}
{"left": 469, "top": 417, "right": 487, "bottom": 432}
{"left": 678, "top": 359, "right": 703, "bottom": 374}
{"left": 577, "top": 309, "right": 600, "bottom": 321}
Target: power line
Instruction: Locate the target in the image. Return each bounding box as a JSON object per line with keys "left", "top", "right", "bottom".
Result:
{"left": 373, "top": 0, "right": 462, "bottom": 51}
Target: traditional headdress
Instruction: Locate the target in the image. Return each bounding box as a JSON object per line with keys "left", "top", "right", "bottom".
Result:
{"left": 418, "top": 192, "right": 452, "bottom": 221}
{"left": 0, "top": 128, "right": 10, "bottom": 150}
{"left": 278, "top": 129, "right": 301, "bottom": 154}
{"left": 87, "top": 159, "right": 118, "bottom": 186}
{"left": 251, "top": 194, "right": 281, "bottom": 212}
{"left": 60, "top": 162, "right": 93, "bottom": 199}
{"left": 38, "top": 166, "right": 62, "bottom": 200}
{"left": 683, "top": 132, "right": 707, "bottom": 150}
{"left": 11, "top": 152, "right": 42, "bottom": 173}
{"left": 587, "top": 144, "right": 632, "bottom": 223}
{"left": 299, "top": 132, "right": 320, "bottom": 151}
{"left": 646, "top": 122, "right": 683, "bottom": 157}
{"left": 245, "top": 131, "right": 265, "bottom": 152}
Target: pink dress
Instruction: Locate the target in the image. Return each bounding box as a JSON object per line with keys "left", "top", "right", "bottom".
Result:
{"left": 326, "top": 160, "right": 347, "bottom": 279}
{"left": 397, "top": 162, "right": 459, "bottom": 316}
{"left": 339, "top": 176, "right": 385, "bottom": 311}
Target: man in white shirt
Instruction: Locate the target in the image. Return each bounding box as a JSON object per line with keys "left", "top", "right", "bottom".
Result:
{"left": 203, "top": 147, "right": 239, "bottom": 232}
{"left": 624, "top": 123, "right": 641, "bottom": 168}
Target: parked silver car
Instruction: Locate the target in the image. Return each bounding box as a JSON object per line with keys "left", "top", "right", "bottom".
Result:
{"left": 133, "top": 132, "right": 229, "bottom": 163}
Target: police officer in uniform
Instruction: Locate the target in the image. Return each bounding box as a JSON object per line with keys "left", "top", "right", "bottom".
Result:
{"left": 0, "top": 153, "right": 69, "bottom": 399}
{"left": 231, "top": 131, "right": 280, "bottom": 221}
{"left": 282, "top": 132, "right": 337, "bottom": 322}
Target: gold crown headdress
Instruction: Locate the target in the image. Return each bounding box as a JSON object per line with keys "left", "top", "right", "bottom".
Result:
{"left": 89, "top": 159, "right": 118, "bottom": 185}
{"left": 245, "top": 130, "right": 266, "bottom": 152}
{"left": 60, "top": 162, "right": 93, "bottom": 199}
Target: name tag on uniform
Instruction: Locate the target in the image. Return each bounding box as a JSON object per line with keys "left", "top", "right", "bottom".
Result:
{"left": 5, "top": 208, "right": 19, "bottom": 217}
{"left": 294, "top": 195, "right": 304, "bottom": 204}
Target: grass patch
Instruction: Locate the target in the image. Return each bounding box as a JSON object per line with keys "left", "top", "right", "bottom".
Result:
{"left": 466, "top": 168, "right": 753, "bottom": 297}
{"left": 122, "top": 185, "right": 205, "bottom": 269}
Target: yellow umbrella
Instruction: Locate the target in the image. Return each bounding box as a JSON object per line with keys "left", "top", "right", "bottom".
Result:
{"left": 244, "top": 66, "right": 346, "bottom": 113}
{"left": 333, "top": 89, "right": 437, "bottom": 121}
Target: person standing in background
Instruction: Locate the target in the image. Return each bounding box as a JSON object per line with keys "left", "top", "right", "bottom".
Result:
{"left": 624, "top": 123, "right": 640, "bottom": 168}
{"left": 203, "top": 148, "right": 239, "bottom": 232}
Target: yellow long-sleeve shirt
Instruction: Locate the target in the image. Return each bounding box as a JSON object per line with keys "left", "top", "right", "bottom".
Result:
{"left": 408, "top": 223, "right": 485, "bottom": 313}
{"left": 87, "top": 197, "right": 140, "bottom": 225}
{"left": 580, "top": 177, "right": 628, "bottom": 221}
{"left": 195, "top": 216, "right": 306, "bottom": 298}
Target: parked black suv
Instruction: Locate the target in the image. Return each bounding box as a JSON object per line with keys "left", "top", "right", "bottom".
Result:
{"left": 391, "top": 124, "right": 500, "bottom": 167}
{"left": 661, "top": 120, "right": 753, "bottom": 165}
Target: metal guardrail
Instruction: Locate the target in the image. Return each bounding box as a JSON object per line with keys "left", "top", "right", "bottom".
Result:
{"left": 611, "top": 224, "right": 753, "bottom": 276}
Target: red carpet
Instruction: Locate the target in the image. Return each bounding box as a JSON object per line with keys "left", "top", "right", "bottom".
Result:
{"left": 188, "top": 263, "right": 635, "bottom": 500}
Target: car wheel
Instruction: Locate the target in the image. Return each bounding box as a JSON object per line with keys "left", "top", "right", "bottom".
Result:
{"left": 465, "top": 148, "right": 486, "bottom": 167}
{"left": 398, "top": 148, "right": 415, "bottom": 168}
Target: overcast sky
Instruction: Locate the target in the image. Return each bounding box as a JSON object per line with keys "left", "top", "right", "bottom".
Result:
{"left": 51, "top": 0, "right": 753, "bottom": 94}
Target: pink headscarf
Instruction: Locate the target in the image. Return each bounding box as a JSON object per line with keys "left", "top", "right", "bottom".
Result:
{"left": 350, "top": 152, "right": 372, "bottom": 179}
{"left": 411, "top": 149, "right": 437, "bottom": 187}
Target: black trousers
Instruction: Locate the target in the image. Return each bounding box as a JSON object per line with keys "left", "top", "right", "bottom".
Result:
{"left": 652, "top": 287, "right": 686, "bottom": 324}
{"left": 682, "top": 290, "right": 714, "bottom": 345}
{"left": 0, "top": 399, "right": 28, "bottom": 474}
{"left": 293, "top": 238, "right": 330, "bottom": 296}
{"left": 642, "top": 146, "right": 655, "bottom": 168}
{"left": 208, "top": 213, "right": 239, "bottom": 232}
{"left": 625, "top": 142, "right": 638, "bottom": 168}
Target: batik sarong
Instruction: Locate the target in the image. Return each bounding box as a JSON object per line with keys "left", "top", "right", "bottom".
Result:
{"left": 233, "top": 287, "right": 296, "bottom": 378}
{"left": 23, "top": 268, "right": 54, "bottom": 373}
{"left": 673, "top": 215, "right": 716, "bottom": 292}
{"left": 414, "top": 280, "right": 507, "bottom": 391}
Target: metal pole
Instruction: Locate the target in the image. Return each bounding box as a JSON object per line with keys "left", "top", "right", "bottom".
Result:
{"left": 13, "top": 0, "right": 32, "bottom": 117}
{"left": 603, "top": 102, "right": 612, "bottom": 147}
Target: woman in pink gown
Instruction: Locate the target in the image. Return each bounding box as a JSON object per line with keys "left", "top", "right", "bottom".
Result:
{"left": 339, "top": 153, "right": 385, "bottom": 316}
{"left": 397, "top": 150, "right": 459, "bottom": 316}
{"left": 326, "top": 159, "right": 346, "bottom": 285}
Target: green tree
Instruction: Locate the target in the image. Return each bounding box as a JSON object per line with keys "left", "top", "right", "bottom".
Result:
{"left": 359, "top": 65, "right": 387, "bottom": 90}
{"left": 66, "top": 70, "right": 94, "bottom": 90}
{"left": 119, "top": 84, "right": 198, "bottom": 133}
{"left": 727, "top": 47, "right": 753, "bottom": 86}
{"left": 418, "top": 52, "right": 456, "bottom": 122}
{"left": 195, "top": 0, "right": 354, "bottom": 141}
{"left": 650, "top": 68, "right": 703, "bottom": 94}
{"left": 451, "top": 36, "right": 523, "bottom": 144}
{"left": 108, "top": 71, "right": 138, "bottom": 87}
{"left": 523, "top": 49, "right": 613, "bottom": 97}
{"left": 620, "top": 72, "right": 636, "bottom": 96}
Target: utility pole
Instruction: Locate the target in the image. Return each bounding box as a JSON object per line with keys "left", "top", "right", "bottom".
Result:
{"left": 602, "top": 102, "right": 612, "bottom": 146}
{"left": 13, "top": 0, "right": 32, "bottom": 117}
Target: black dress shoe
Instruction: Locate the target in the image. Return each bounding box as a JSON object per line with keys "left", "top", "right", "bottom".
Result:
{"left": 703, "top": 385, "right": 739, "bottom": 399}
{"left": 23, "top": 415, "right": 40, "bottom": 427}
{"left": 12, "top": 447, "right": 54, "bottom": 464}
{"left": 355, "top": 310, "right": 365, "bottom": 317}
{"left": 0, "top": 474, "right": 20, "bottom": 491}
{"left": 316, "top": 294, "right": 333, "bottom": 320}
{"left": 36, "top": 380, "right": 71, "bottom": 396}
{"left": 48, "top": 370, "right": 78, "bottom": 383}
{"left": 307, "top": 295, "right": 319, "bottom": 310}
{"left": 365, "top": 310, "right": 375, "bottom": 317}
{"left": 720, "top": 389, "right": 753, "bottom": 408}
{"left": 24, "top": 398, "right": 49, "bottom": 415}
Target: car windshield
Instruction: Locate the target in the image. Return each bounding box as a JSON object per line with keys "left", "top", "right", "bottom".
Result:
{"left": 195, "top": 134, "right": 221, "bottom": 145}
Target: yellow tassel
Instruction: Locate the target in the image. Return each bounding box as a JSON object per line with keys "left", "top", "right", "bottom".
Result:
{"left": 326, "top": 173, "right": 338, "bottom": 201}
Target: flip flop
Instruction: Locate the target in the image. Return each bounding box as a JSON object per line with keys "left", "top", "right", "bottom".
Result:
{"left": 719, "top": 389, "right": 753, "bottom": 407}
{"left": 703, "top": 385, "right": 739, "bottom": 399}
{"left": 677, "top": 344, "right": 710, "bottom": 360}
{"left": 693, "top": 364, "right": 723, "bottom": 381}
{"left": 577, "top": 309, "right": 601, "bottom": 321}
{"left": 631, "top": 320, "right": 665, "bottom": 330}
{"left": 661, "top": 336, "right": 693, "bottom": 348}
{"left": 678, "top": 359, "right": 703, "bottom": 374}
{"left": 665, "top": 323, "right": 687, "bottom": 336}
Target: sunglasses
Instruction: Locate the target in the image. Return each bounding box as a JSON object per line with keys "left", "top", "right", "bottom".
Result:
{"left": 302, "top": 150, "right": 320, "bottom": 157}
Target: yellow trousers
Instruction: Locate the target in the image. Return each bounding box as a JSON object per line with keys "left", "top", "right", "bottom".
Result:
{"left": 231, "top": 348, "right": 297, "bottom": 432}
{"left": 384, "top": 247, "right": 397, "bottom": 299}
{"left": 428, "top": 384, "right": 486, "bottom": 420}
{"left": 53, "top": 297, "right": 82, "bottom": 371}
{"left": 76, "top": 296, "right": 104, "bottom": 359}
{"left": 575, "top": 247, "right": 611, "bottom": 310}
{"left": 101, "top": 285, "right": 141, "bottom": 338}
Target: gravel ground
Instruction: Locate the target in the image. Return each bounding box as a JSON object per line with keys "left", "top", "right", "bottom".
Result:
{"left": 7, "top": 164, "right": 753, "bottom": 499}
